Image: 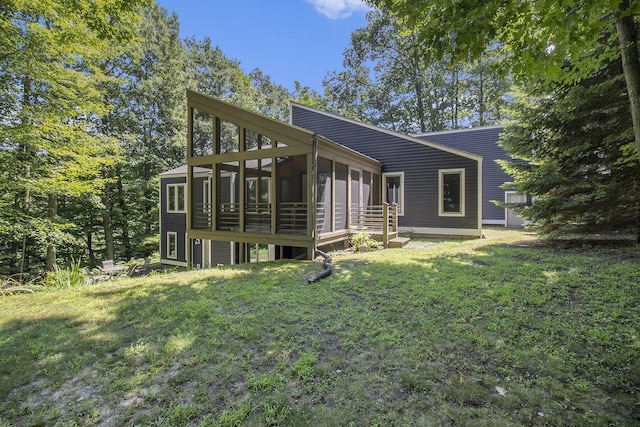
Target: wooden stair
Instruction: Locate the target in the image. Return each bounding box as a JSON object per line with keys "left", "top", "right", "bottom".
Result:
{"left": 387, "top": 237, "right": 411, "bottom": 248}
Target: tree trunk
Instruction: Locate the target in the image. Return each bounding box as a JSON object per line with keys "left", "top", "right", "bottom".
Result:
{"left": 19, "top": 165, "right": 30, "bottom": 275}
{"left": 615, "top": 0, "right": 640, "bottom": 241}
{"left": 116, "top": 177, "right": 132, "bottom": 260}
{"left": 102, "top": 190, "right": 115, "bottom": 260}
{"left": 87, "top": 231, "right": 95, "bottom": 266}
{"left": 45, "top": 192, "right": 57, "bottom": 271}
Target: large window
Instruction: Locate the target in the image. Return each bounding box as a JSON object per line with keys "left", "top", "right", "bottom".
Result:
{"left": 383, "top": 172, "right": 404, "bottom": 215}
{"left": 167, "top": 184, "right": 186, "bottom": 213}
{"left": 167, "top": 232, "right": 178, "bottom": 259}
{"left": 439, "top": 169, "right": 465, "bottom": 216}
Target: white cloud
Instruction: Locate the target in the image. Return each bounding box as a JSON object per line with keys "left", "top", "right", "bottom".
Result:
{"left": 306, "top": 0, "right": 371, "bottom": 19}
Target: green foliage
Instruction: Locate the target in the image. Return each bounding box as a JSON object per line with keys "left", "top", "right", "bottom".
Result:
{"left": 349, "top": 228, "right": 381, "bottom": 251}
{"left": 499, "top": 58, "right": 639, "bottom": 235}
{"left": 45, "top": 258, "right": 86, "bottom": 288}
{"left": 322, "top": 9, "right": 511, "bottom": 132}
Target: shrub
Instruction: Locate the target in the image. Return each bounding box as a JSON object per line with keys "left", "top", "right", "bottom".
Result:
{"left": 349, "top": 228, "right": 381, "bottom": 252}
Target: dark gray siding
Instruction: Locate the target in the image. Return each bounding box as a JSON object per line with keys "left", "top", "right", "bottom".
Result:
{"left": 292, "top": 105, "right": 479, "bottom": 230}
{"left": 211, "top": 240, "right": 232, "bottom": 265}
{"left": 160, "top": 176, "right": 187, "bottom": 262}
{"left": 416, "top": 127, "right": 510, "bottom": 223}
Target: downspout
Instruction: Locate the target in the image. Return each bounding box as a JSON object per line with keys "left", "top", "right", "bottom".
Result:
{"left": 307, "top": 249, "right": 332, "bottom": 283}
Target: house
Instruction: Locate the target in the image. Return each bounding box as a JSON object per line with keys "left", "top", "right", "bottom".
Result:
{"left": 290, "top": 102, "right": 483, "bottom": 237}
{"left": 159, "top": 90, "right": 482, "bottom": 268}
{"left": 414, "top": 126, "right": 524, "bottom": 227}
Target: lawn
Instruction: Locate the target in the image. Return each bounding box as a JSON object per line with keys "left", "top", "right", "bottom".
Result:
{"left": 0, "top": 228, "right": 638, "bottom": 426}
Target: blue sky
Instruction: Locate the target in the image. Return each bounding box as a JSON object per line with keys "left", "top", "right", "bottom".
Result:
{"left": 155, "top": 0, "right": 372, "bottom": 92}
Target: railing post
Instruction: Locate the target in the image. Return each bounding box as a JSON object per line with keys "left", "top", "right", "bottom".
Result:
{"left": 392, "top": 202, "right": 398, "bottom": 234}
{"left": 382, "top": 202, "right": 389, "bottom": 248}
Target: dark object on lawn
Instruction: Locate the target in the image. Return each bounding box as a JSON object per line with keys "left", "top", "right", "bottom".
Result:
{"left": 307, "top": 250, "right": 332, "bottom": 283}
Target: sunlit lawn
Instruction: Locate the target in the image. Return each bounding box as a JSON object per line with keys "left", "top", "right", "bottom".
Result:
{"left": 0, "top": 228, "right": 638, "bottom": 426}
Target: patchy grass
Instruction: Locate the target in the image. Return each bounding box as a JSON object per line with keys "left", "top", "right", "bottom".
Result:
{"left": 1, "top": 228, "right": 638, "bottom": 426}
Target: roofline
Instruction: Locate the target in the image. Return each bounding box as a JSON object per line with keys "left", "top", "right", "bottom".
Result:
{"left": 290, "top": 101, "right": 483, "bottom": 162}
{"left": 414, "top": 125, "right": 504, "bottom": 137}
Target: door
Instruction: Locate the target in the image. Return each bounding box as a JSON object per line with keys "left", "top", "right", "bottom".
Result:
{"left": 506, "top": 192, "right": 525, "bottom": 227}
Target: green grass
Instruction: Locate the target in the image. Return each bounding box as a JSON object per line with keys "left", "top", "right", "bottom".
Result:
{"left": 1, "top": 228, "right": 638, "bottom": 426}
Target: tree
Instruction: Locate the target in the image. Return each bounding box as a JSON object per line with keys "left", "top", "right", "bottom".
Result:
{"left": 322, "top": 10, "right": 510, "bottom": 133}
{"left": 499, "top": 59, "right": 639, "bottom": 236}
{"left": 97, "top": 3, "right": 187, "bottom": 261}
{"left": 0, "top": 0, "right": 148, "bottom": 277}
{"left": 369, "top": 0, "right": 640, "bottom": 234}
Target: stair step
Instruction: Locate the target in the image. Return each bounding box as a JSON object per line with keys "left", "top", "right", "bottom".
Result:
{"left": 388, "top": 237, "right": 411, "bottom": 248}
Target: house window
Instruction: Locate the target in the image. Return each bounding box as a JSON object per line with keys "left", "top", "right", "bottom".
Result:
{"left": 167, "top": 232, "right": 178, "bottom": 259}
{"left": 383, "top": 172, "right": 404, "bottom": 216}
{"left": 439, "top": 169, "right": 465, "bottom": 216}
{"left": 167, "top": 184, "right": 186, "bottom": 213}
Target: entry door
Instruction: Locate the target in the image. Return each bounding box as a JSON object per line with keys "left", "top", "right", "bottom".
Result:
{"left": 506, "top": 192, "right": 525, "bottom": 227}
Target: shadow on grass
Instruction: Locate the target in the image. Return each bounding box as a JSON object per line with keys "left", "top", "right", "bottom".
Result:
{"left": 1, "top": 239, "right": 639, "bottom": 426}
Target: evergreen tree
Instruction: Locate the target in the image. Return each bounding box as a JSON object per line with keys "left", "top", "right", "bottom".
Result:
{"left": 499, "top": 59, "right": 639, "bottom": 238}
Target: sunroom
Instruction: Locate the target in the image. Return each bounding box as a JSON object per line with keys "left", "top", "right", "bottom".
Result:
{"left": 186, "top": 90, "right": 396, "bottom": 263}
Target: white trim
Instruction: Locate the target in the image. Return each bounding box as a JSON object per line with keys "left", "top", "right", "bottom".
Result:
{"left": 291, "top": 102, "right": 482, "bottom": 161}
{"left": 382, "top": 172, "right": 404, "bottom": 216}
{"left": 167, "top": 231, "right": 178, "bottom": 259}
{"left": 400, "top": 226, "right": 482, "bottom": 237}
{"left": 483, "top": 219, "right": 507, "bottom": 225}
{"left": 160, "top": 259, "right": 187, "bottom": 267}
{"left": 167, "top": 183, "right": 187, "bottom": 213}
{"left": 438, "top": 168, "right": 465, "bottom": 217}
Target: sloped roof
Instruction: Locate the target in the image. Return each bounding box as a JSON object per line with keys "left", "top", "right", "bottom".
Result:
{"left": 290, "top": 102, "right": 482, "bottom": 162}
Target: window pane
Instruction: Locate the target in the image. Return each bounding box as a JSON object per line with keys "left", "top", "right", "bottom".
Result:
{"left": 168, "top": 233, "right": 177, "bottom": 258}
{"left": 218, "top": 119, "right": 239, "bottom": 154}
{"left": 443, "top": 173, "right": 461, "bottom": 213}
{"left": 192, "top": 108, "right": 213, "bottom": 157}
{"left": 168, "top": 185, "right": 176, "bottom": 212}
{"left": 245, "top": 129, "right": 259, "bottom": 151}
{"left": 386, "top": 176, "right": 401, "bottom": 205}
{"left": 177, "top": 185, "right": 185, "bottom": 212}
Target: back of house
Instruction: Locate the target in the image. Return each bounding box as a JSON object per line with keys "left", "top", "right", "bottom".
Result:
{"left": 291, "top": 102, "right": 483, "bottom": 237}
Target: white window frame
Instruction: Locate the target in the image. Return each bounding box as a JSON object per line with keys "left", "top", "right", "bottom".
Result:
{"left": 167, "top": 232, "right": 178, "bottom": 259}
{"left": 167, "top": 183, "right": 186, "bottom": 213}
{"left": 438, "top": 168, "right": 465, "bottom": 217}
{"left": 382, "top": 172, "right": 404, "bottom": 216}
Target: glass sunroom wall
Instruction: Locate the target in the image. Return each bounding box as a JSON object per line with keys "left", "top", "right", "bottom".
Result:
{"left": 316, "top": 157, "right": 332, "bottom": 234}
{"left": 191, "top": 108, "right": 214, "bottom": 157}
{"left": 334, "top": 162, "right": 348, "bottom": 231}
{"left": 216, "top": 162, "right": 239, "bottom": 231}
{"left": 191, "top": 166, "right": 213, "bottom": 230}
{"left": 276, "top": 155, "right": 307, "bottom": 235}
{"left": 245, "top": 158, "right": 272, "bottom": 233}
{"left": 218, "top": 119, "right": 240, "bottom": 154}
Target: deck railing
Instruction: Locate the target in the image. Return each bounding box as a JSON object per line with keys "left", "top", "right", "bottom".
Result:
{"left": 277, "top": 202, "right": 307, "bottom": 235}
{"left": 192, "top": 201, "right": 397, "bottom": 245}
{"left": 347, "top": 202, "right": 398, "bottom": 246}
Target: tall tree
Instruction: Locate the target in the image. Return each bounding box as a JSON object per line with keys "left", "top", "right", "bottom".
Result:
{"left": 499, "top": 59, "right": 639, "bottom": 237}
{"left": 0, "top": 0, "right": 147, "bottom": 277}
{"left": 369, "top": 0, "right": 640, "bottom": 226}
{"left": 322, "top": 10, "right": 509, "bottom": 133}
